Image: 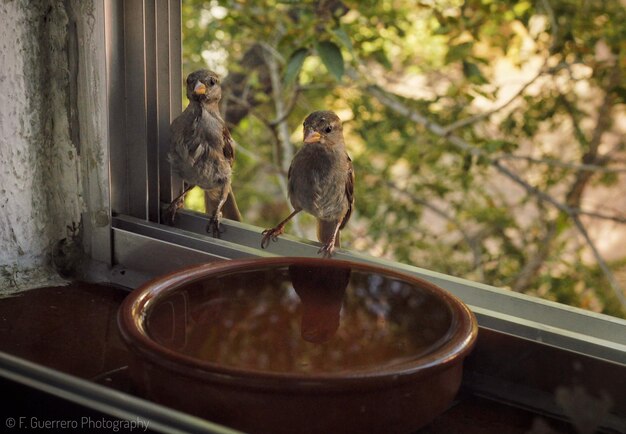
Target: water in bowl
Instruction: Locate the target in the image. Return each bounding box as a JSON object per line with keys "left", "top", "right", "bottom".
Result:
{"left": 145, "top": 264, "right": 454, "bottom": 375}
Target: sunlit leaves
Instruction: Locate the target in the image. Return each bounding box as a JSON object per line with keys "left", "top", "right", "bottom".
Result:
{"left": 181, "top": 0, "right": 626, "bottom": 318}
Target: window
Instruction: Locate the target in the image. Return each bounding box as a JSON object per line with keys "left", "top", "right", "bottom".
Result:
{"left": 101, "top": 0, "right": 625, "bottom": 429}
{"left": 106, "top": 0, "right": 625, "bottom": 357}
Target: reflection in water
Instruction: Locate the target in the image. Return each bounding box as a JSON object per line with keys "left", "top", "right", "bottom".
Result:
{"left": 146, "top": 265, "right": 453, "bottom": 374}
{"left": 289, "top": 264, "right": 350, "bottom": 344}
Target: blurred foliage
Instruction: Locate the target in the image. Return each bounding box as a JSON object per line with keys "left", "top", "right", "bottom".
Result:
{"left": 182, "top": 0, "right": 626, "bottom": 318}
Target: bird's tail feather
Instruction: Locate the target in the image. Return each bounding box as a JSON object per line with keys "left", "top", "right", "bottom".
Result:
{"left": 222, "top": 189, "right": 242, "bottom": 221}
{"left": 317, "top": 219, "right": 341, "bottom": 248}
{"left": 205, "top": 187, "right": 242, "bottom": 221}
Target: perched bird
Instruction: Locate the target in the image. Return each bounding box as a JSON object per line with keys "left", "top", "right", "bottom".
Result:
{"left": 261, "top": 111, "right": 354, "bottom": 257}
{"left": 165, "top": 69, "right": 241, "bottom": 236}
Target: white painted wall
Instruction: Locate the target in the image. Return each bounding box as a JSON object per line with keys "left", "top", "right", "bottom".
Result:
{"left": 0, "top": 1, "right": 108, "bottom": 294}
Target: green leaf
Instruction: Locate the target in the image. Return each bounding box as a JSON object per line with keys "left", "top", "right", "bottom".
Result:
{"left": 333, "top": 26, "right": 354, "bottom": 53}
{"left": 445, "top": 42, "right": 473, "bottom": 64}
{"left": 284, "top": 48, "right": 308, "bottom": 86}
{"left": 316, "top": 41, "right": 344, "bottom": 81}
{"left": 434, "top": 25, "right": 451, "bottom": 35}
{"left": 462, "top": 60, "right": 488, "bottom": 84}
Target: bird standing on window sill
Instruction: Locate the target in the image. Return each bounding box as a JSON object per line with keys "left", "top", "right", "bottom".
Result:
{"left": 165, "top": 69, "right": 241, "bottom": 237}
{"left": 261, "top": 110, "right": 354, "bottom": 257}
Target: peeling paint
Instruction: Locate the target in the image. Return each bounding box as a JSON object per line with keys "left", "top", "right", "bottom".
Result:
{"left": 0, "top": 1, "right": 100, "bottom": 290}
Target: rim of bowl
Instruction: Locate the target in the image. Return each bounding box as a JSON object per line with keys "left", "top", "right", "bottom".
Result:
{"left": 118, "top": 257, "right": 478, "bottom": 392}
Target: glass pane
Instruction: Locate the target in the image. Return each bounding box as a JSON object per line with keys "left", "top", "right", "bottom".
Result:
{"left": 179, "top": 0, "right": 626, "bottom": 319}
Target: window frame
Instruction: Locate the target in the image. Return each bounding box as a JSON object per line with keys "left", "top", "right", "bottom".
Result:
{"left": 99, "top": 0, "right": 626, "bottom": 430}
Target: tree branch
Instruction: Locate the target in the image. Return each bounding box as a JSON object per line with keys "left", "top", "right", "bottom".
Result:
{"left": 442, "top": 66, "right": 546, "bottom": 135}
{"left": 269, "top": 86, "right": 301, "bottom": 127}
{"left": 565, "top": 63, "right": 621, "bottom": 208}
{"left": 358, "top": 79, "right": 625, "bottom": 309}
{"left": 386, "top": 181, "right": 484, "bottom": 276}
{"left": 570, "top": 208, "right": 626, "bottom": 224}
{"left": 540, "top": 0, "right": 559, "bottom": 53}
{"left": 262, "top": 42, "right": 294, "bottom": 173}
{"left": 571, "top": 214, "right": 626, "bottom": 307}
{"left": 437, "top": 0, "right": 564, "bottom": 135}
{"left": 495, "top": 153, "right": 626, "bottom": 174}
{"left": 261, "top": 42, "right": 303, "bottom": 236}
{"left": 511, "top": 220, "right": 557, "bottom": 292}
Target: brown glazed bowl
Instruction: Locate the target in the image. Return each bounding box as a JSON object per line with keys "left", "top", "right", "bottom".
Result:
{"left": 118, "top": 257, "right": 477, "bottom": 434}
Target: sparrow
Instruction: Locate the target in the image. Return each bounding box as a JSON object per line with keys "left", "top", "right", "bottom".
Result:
{"left": 165, "top": 69, "right": 241, "bottom": 237}
{"left": 261, "top": 110, "right": 354, "bottom": 257}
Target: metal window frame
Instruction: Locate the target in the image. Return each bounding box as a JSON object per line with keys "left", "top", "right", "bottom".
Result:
{"left": 95, "top": 0, "right": 626, "bottom": 430}
{"left": 111, "top": 213, "right": 626, "bottom": 365}
{"left": 106, "top": 0, "right": 182, "bottom": 222}
{"left": 103, "top": 0, "right": 626, "bottom": 363}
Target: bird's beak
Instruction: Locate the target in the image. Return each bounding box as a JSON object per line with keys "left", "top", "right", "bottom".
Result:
{"left": 193, "top": 81, "right": 207, "bottom": 95}
{"left": 304, "top": 131, "right": 321, "bottom": 143}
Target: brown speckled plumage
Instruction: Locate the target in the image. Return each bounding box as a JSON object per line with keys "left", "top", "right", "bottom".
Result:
{"left": 261, "top": 111, "right": 354, "bottom": 257}
{"left": 165, "top": 70, "right": 241, "bottom": 236}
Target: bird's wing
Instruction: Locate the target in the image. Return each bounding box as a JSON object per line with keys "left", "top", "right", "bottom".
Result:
{"left": 191, "top": 143, "right": 205, "bottom": 164}
{"left": 169, "top": 114, "right": 187, "bottom": 155}
{"left": 170, "top": 109, "right": 206, "bottom": 166}
{"left": 222, "top": 125, "right": 235, "bottom": 166}
{"left": 340, "top": 153, "right": 354, "bottom": 230}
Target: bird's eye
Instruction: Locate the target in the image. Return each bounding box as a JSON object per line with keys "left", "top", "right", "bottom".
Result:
{"left": 324, "top": 125, "right": 333, "bottom": 133}
{"left": 209, "top": 77, "right": 217, "bottom": 86}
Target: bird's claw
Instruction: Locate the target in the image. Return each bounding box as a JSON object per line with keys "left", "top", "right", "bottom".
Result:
{"left": 207, "top": 213, "right": 223, "bottom": 238}
{"left": 261, "top": 227, "right": 284, "bottom": 249}
{"left": 318, "top": 242, "right": 335, "bottom": 258}
{"left": 163, "top": 199, "right": 184, "bottom": 226}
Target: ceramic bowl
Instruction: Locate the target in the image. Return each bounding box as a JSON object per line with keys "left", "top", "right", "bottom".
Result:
{"left": 118, "top": 257, "right": 477, "bottom": 434}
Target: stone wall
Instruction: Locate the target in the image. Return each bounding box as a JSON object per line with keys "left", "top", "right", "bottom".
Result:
{"left": 0, "top": 1, "right": 108, "bottom": 294}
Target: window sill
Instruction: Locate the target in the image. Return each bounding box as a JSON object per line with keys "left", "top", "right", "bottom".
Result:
{"left": 112, "top": 211, "right": 626, "bottom": 366}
